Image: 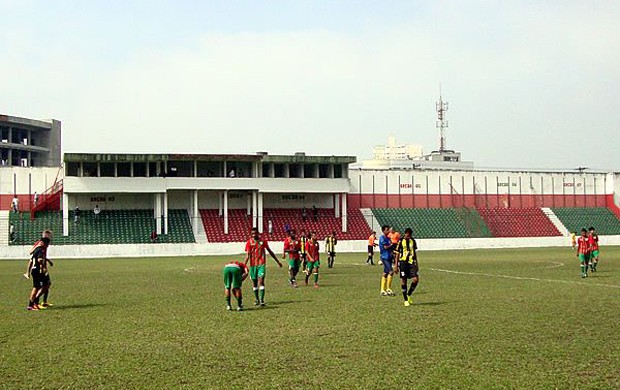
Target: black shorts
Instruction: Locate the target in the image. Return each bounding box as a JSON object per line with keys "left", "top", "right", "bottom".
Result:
{"left": 367, "top": 245, "right": 374, "bottom": 255}
{"left": 328, "top": 252, "right": 336, "bottom": 257}
{"left": 399, "top": 261, "right": 419, "bottom": 279}
{"left": 301, "top": 253, "right": 307, "bottom": 261}
{"left": 31, "top": 270, "right": 45, "bottom": 289}
{"left": 41, "top": 274, "right": 51, "bottom": 286}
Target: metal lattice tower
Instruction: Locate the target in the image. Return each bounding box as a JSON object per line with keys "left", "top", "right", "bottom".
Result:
{"left": 435, "top": 92, "right": 449, "bottom": 152}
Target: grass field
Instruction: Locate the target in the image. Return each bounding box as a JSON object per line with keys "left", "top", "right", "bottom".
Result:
{"left": 1, "top": 247, "right": 619, "bottom": 389}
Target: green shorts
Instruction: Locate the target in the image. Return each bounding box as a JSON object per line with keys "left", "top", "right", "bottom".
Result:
{"left": 307, "top": 261, "right": 320, "bottom": 272}
{"left": 288, "top": 259, "right": 300, "bottom": 271}
{"left": 250, "top": 264, "right": 266, "bottom": 280}
{"left": 591, "top": 250, "right": 600, "bottom": 258}
{"left": 578, "top": 253, "right": 590, "bottom": 263}
{"left": 223, "top": 266, "right": 242, "bottom": 289}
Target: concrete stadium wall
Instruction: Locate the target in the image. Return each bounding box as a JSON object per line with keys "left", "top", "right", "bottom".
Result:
{"left": 349, "top": 169, "right": 611, "bottom": 209}
{"left": 3, "top": 236, "right": 620, "bottom": 260}
{"left": 0, "top": 167, "right": 63, "bottom": 209}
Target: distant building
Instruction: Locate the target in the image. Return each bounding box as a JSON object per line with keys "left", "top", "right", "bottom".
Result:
{"left": 358, "top": 136, "right": 473, "bottom": 170}
{"left": 0, "top": 115, "right": 61, "bottom": 167}
{"left": 372, "top": 136, "right": 424, "bottom": 161}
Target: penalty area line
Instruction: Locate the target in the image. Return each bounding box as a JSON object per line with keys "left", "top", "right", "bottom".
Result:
{"left": 428, "top": 268, "right": 620, "bottom": 289}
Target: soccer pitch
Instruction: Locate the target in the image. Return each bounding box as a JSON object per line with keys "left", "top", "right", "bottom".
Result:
{"left": 1, "top": 247, "right": 619, "bottom": 389}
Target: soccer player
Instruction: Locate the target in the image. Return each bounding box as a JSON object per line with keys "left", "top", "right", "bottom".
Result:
{"left": 223, "top": 260, "right": 249, "bottom": 311}
{"left": 37, "top": 230, "right": 55, "bottom": 308}
{"left": 325, "top": 231, "right": 337, "bottom": 268}
{"left": 389, "top": 228, "right": 401, "bottom": 257}
{"left": 305, "top": 232, "right": 320, "bottom": 288}
{"left": 588, "top": 227, "right": 600, "bottom": 272}
{"left": 366, "top": 231, "right": 378, "bottom": 265}
{"left": 395, "top": 228, "right": 419, "bottom": 307}
{"left": 576, "top": 228, "right": 591, "bottom": 278}
{"left": 26, "top": 236, "right": 50, "bottom": 310}
{"left": 244, "top": 227, "right": 283, "bottom": 306}
{"left": 299, "top": 229, "right": 308, "bottom": 274}
{"left": 283, "top": 229, "right": 302, "bottom": 287}
{"left": 379, "top": 225, "right": 395, "bottom": 296}
{"left": 570, "top": 231, "right": 577, "bottom": 249}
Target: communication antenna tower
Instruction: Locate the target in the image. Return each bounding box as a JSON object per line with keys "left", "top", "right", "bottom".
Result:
{"left": 435, "top": 87, "right": 449, "bottom": 152}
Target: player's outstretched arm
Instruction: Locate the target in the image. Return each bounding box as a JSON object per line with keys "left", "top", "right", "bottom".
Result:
{"left": 267, "top": 247, "right": 282, "bottom": 267}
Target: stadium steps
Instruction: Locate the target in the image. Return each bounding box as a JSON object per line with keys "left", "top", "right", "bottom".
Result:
{"left": 360, "top": 208, "right": 381, "bottom": 232}
{"left": 0, "top": 210, "right": 9, "bottom": 245}
{"left": 9, "top": 209, "right": 195, "bottom": 245}
{"left": 551, "top": 207, "right": 620, "bottom": 235}
{"left": 477, "top": 208, "right": 561, "bottom": 237}
{"left": 371, "top": 208, "right": 480, "bottom": 239}
{"left": 541, "top": 207, "right": 569, "bottom": 236}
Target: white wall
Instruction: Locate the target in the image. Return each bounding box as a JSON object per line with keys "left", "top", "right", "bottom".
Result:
{"left": 349, "top": 169, "right": 610, "bottom": 196}
{"left": 2, "top": 236, "right": 620, "bottom": 259}
{"left": 0, "top": 167, "right": 63, "bottom": 195}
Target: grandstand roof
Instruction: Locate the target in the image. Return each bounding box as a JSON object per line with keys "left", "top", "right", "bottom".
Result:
{"left": 64, "top": 152, "right": 356, "bottom": 164}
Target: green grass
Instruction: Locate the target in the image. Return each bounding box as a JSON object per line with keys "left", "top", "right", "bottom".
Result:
{"left": 1, "top": 247, "right": 619, "bottom": 389}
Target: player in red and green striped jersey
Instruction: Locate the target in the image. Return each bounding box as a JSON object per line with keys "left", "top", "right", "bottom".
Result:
{"left": 244, "top": 227, "right": 282, "bottom": 306}
{"left": 588, "top": 226, "right": 600, "bottom": 272}
{"left": 576, "top": 228, "right": 591, "bottom": 278}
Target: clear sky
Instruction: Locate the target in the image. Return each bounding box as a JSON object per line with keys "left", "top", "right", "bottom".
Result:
{"left": 1, "top": 1, "right": 618, "bottom": 170}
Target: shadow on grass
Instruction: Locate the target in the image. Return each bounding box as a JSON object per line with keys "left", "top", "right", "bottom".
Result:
{"left": 51, "top": 303, "right": 107, "bottom": 310}
{"left": 414, "top": 301, "right": 448, "bottom": 306}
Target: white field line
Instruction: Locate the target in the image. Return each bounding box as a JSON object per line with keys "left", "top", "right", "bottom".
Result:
{"left": 183, "top": 267, "right": 196, "bottom": 273}
{"left": 428, "top": 267, "right": 620, "bottom": 289}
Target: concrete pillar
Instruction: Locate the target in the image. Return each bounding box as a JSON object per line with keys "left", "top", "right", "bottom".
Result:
{"left": 163, "top": 191, "right": 169, "bottom": 235}
{"left": 313, "top": 164, "right": 319, "bottom": 178}
{"left": 155, "top": 193, "right": 162, "bottom": 235}
{"left": 334, "top": 193, "right": 340, "bottom": 217}
{"left": 252, "top": 191, "right": 258, "bottom": 228}
{"left": 223, "top": 161, "right": 227, "bottom": 177}
{"left": 223, "top": 190, "right": 229, "bottom": 235}
{"left": 62, "top": 193, "right": 69, "bottom": 236}
{"left": 284, "top": 164, "right": 290, "bottom": 178}
{"left": 270, "top": 163, "right": 275, "bottom": 178}
{"left": 342, "top": 193, "right": 348, "bottom": 233}
{"left": 218, "top": 191, "right": 223, "bottom": 216}
{"left": 328, "top": 164, "right": 335, "bottom": 178}
{"left": 257, "top": 192, "right": 264, "bottom": 233}
{"left": 193, "top": 190, "right": 199, "bottom": 233}
{"left": 246, "top": 192, "right": 251, "bottom": 215}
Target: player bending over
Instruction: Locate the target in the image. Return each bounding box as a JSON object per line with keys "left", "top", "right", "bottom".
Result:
{"left": 395, "top": 228, "right": 419, "bottom": 307}
{"left": 223, "top": 261, "right": 249, "bottom": 311}
{"left": 244, "top": 227, "right": 282, "bottom": 306}
{"left": 305, "top": 232, "right": 321, "bottom": 288}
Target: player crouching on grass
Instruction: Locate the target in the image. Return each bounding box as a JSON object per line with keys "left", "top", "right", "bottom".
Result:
{"left": 576, "top": 228, "right": 591, "bottom": 278}
{"left": 304, "top": 232, "right": 320, "bottom": 288}
{"left": 223, "top": 261, "right": 249, "bottom": 311}
{"left": 394, "top": 228, "right": 419, "bottom": 307}
{"left": 283, "top": 229, "right": 302, "bottom": 287}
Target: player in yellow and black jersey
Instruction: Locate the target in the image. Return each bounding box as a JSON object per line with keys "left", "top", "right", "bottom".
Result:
{"left": 395, "top": 228, "right": 419, "bottom": 307}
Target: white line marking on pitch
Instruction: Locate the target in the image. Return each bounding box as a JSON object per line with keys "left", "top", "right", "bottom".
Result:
{"left": 184, "top": 267, "right": 196, "bottom": 273}
{"left": 543, "top": 261, "right": 565, "bottom": 269}
{"left": 428, "top": 268, "right": 620, "bottom": 289}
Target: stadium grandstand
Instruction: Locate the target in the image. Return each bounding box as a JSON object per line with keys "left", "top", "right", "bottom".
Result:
{"left": 2, "top": 115, "right": 620, "bottom": 255}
